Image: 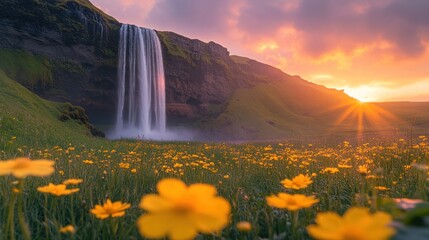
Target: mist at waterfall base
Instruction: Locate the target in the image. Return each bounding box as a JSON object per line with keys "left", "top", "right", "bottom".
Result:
{"left": 107, "top": 24, "right": 195, "bottom": 141}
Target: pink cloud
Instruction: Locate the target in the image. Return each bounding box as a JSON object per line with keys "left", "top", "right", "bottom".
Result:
{"left": 90, "top": 0, "right": 429, "bottom": 101}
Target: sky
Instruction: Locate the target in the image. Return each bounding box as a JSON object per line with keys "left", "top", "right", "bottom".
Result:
{"left": 91, "top": 0, "right": 429, "bottom": 102}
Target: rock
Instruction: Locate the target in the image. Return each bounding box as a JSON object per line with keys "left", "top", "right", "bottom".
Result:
{"left": 0, "top": 0, "right": 120, "bottom": 125}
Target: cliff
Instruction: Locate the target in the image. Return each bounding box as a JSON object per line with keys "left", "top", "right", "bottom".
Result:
{"left": 0, "top": 0, "right": 120, "bottom": 123}
{"left": 4, "top": 0, "right": 403, "bottom": 140}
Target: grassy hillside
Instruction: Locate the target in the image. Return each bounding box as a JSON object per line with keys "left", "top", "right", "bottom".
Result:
{"left": 0, "top": 70, "right": 101, "bottom": 150}
{"left": 197, "top": 55, "right": 361, "bottom": 139}
{"left": 198, "top": 79, "right": 429, "bottom": 140}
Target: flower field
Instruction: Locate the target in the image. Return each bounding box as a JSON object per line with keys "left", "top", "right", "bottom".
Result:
{"left": 0, "top": 136, "right": 428, "bottom": 239}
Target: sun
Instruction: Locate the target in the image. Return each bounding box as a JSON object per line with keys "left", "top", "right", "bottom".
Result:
{"left": 343, "top": 87, "right": 379, "bottom": 102}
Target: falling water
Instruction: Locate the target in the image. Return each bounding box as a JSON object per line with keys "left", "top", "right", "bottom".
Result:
{"left": 113, "top": 24, "right": 166, "bottom": 139}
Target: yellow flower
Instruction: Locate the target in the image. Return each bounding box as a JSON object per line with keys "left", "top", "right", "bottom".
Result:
{"left": 0, "top": 157, "right": 55, "bottom": 178}
{"left": 119, "top": 162, "right": 130, "bottom": 169}
{"left": 266, "top": 193, "right": 319, "bottom": 211}
{"left": 236, "top": 221, "right": 252, "bottom": 232}
{"left": 307, "top": 207, "right": 395, "bottom": 240}
{"left": 37, "top": 183, "right": 79, "bottom": 196}
{"left": 281, "top": 174, "right": 313, "bottom": 189}
{"left": 90, "top": 199, "right": 130, "bottom": 219}
{"left": 82, "top": 160, "right": 94, "bottom": 164}
{"left": 173, "top": 163, "right": 183, "bottom": 168}
{"left": 63, "top": 178, "right": 83, "bottom": 185}
{"left": 338, "top": 164, "right": 352, "bottom": 169}
{"left": 374, "top": 186, "right": 390, "bottom": 191}
{"left": 60, "top": 225, "right": 76, "bottom": 234}
{"left": 357, "top": 165, "right": 370, "bottom": 175}
{"left": 137, "top": 178, "right": 231, "bottom": 240}
{"left": 321, "top": 167, "right": 340, "bottom": 174}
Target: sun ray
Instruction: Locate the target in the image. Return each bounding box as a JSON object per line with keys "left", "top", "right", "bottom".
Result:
{"left": 319, "top": 100, "right": 406, "bottom": 140}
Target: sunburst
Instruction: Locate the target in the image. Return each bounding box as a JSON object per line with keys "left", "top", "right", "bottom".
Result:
{"left": 320, "top": 100, "right": 404, "bottom": 140}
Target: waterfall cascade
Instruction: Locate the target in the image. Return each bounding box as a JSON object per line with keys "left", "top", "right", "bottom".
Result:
{"left": 113, "top": 24, "right": 166, "bottom": 139}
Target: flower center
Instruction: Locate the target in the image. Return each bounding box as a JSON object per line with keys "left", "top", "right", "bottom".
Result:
{"left": 286, "top": 198, "right": 298, "bottom": 206}
{"left": 341, "top": 227, "right": 365, "bottom": 240}
{"left": 174, "top": 198, "right": 195, "bottom": 213}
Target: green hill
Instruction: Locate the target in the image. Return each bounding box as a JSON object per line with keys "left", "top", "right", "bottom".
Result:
{"left": 0, "top": 70, "right": 101, "bottom": 150}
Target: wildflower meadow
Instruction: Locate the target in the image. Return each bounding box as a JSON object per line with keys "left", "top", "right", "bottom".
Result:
{"left": 1, "top": 136, "right": 429, "bottom": 239}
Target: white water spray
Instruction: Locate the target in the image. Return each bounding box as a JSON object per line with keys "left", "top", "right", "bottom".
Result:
{"left": 112, "top": 24, "right": 166, "bottom": 139}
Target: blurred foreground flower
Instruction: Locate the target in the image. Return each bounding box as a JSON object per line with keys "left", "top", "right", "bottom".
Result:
{"left": 137, "top": 178, "right": 231, "bottom": 240}
{"left": 60, "top": 225, "right": 76, "bottom": 234}
{"left": 307, "top": 207, "right": 395, "bottom": 240}
{"left": 37, "top": 183, "right": 79, "bottom": 196}
{"left": 236, "top": 221, "right": 252, "bottom": 232}
{"left": 90, "top": 199, "right": 130, "bottom": 219}
{"left": 0, "top": 157, "right": 54, "bottom": 178}
{"left": 281, "top": 174, "right": 313, "bottom": 189}
{"left": 63, "top": 178, "right": 83, "bottom": 185}
{"left": 266, "top": 193, "right": 319, "bottom": 211}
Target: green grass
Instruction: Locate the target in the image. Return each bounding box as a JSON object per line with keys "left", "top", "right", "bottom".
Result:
{"left": 1, "top": 132, "right": 428, "bottom": 239}
{"left": 0, "top": 49, "right": 53, "bottom": 89}
{"left": 1, "top": 69, "right": 429, "bottom": 239}
{"left": 0, "top": 70, "right": 100, "bottom": 150}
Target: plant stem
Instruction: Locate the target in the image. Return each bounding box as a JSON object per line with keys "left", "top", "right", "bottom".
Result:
{"left": 5, "top": 186, "right": 17, "bottom": 240}
{"left": 17, "top": 179, "right": 31, "bottom": 240}
{"left": 291, "top": 210, "right": 299, "bottom": 236}
{"left": 44, "top": 195, "right": 49, "bottom": 239}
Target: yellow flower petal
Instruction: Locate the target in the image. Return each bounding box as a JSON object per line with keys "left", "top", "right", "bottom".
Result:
{"left": 188, "top": 183, "right": 217, "bottom": 198}
{"left": 137, "top": 213, "right": 172, "bottom": 239}
{"left": 140, "top": 194, "right": 173, "bottom": 212}
{"left": 157, "top": 178, "right": 187, "bottom": 199}
{"left": 307, "top": 207, "right": 395, "bottom": 240}
{"left": 137, "top": 179, "right": 230, "bottom": 239}
{"left": 169, "top": 215, "right": 198, "bottom": 240}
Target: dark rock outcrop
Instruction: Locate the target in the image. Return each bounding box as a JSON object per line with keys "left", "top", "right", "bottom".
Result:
{"left": 0, "top": 0, "right": 120, "bottom": 124}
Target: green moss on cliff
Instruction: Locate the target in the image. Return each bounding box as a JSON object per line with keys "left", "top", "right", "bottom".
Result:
{"left": 0, "top": 49, "right": 53, "bottom": 89}
{"left": 157, "top": 31, "right": 193, "bottom": 64}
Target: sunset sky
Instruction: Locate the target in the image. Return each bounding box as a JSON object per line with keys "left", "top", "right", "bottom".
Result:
{"left": 91, "top": 0, "right": 429, "bottom": 102}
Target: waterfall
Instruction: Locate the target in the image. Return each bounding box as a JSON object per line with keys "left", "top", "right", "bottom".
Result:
{"left": 113, "top": 24, "right": 166, "bottom": 139}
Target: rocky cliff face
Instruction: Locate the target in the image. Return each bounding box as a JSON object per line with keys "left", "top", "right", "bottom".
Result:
{"left": 157, "top": 31, "right": 312, "bottom": 126}
{"left": 0, "top": 0, "right": 120, "bottom": 123}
